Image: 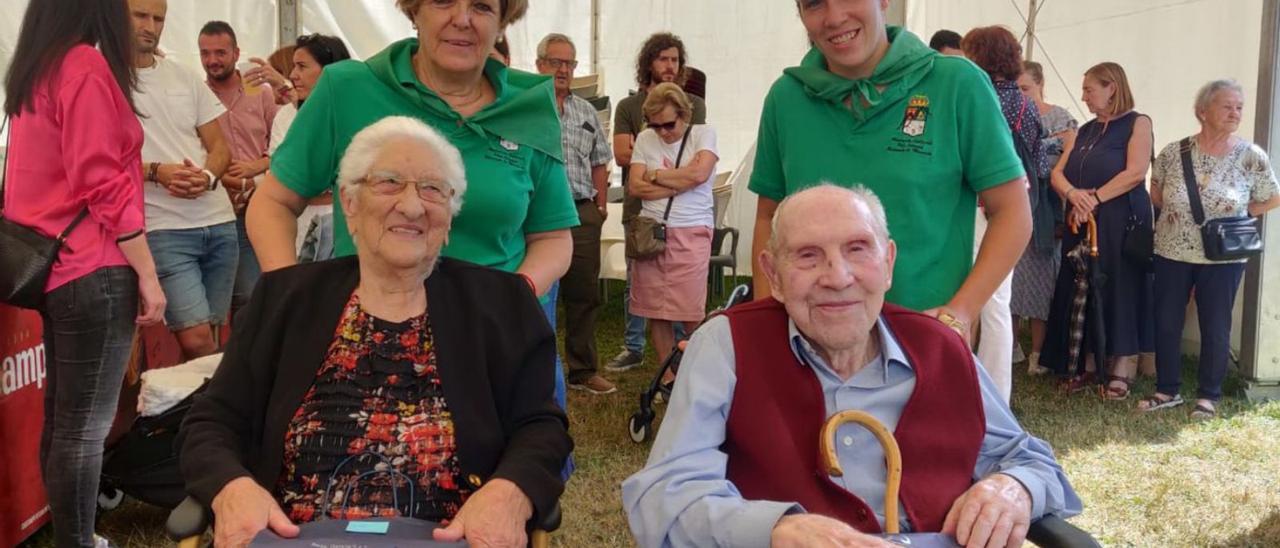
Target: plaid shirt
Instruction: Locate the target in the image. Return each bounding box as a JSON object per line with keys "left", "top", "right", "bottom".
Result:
{"left": 558, "top": 94, "right": 613, "bottom": 201}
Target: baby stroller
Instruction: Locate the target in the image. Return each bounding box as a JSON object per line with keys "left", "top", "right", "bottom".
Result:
{"left": 627, "top": 284, "right": 751, "bottom": 443}
{"left": 97, "top": 354, "right": 219, "bottom": 511}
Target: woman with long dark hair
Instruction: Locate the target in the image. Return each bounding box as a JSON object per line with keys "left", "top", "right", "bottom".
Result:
{"left": 3, "top": 0, "right": 165, "bottom": 545}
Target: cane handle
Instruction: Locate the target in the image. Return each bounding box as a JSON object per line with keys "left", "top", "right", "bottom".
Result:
{"left": 819, "top": 410, "right": 903, "bottom": 534}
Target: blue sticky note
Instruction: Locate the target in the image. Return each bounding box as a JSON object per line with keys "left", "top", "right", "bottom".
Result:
{"left": 346, "top": 521, "right": 391, "bottom": 534}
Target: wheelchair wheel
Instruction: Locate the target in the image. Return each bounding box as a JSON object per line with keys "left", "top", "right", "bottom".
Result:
{"left": 628, "top": 412, "right": 651, "bottom": 443}
{"left": 97, "top": 486, "right": 124, "bottom": 511}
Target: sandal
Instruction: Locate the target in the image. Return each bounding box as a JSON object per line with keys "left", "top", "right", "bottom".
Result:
{"left": 1101, "top": 375, "right": 1132, "bottom": 400}
{"left": 1136, "top": 393, "right": 1184, "bottom": 412}
{"left": 1190, "top": 401, "right": 1217, "bottom": 419}
{"left": 1059, "top": 371, "right": 1097, "bottom": 393}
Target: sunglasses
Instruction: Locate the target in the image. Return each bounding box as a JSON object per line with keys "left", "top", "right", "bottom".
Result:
{"left": 647, "top": 120, "right": 679, "bottom": 132}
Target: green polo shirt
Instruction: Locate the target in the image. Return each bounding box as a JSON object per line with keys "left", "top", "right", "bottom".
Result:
{"left": 749, "top": 28, "right": 1024, "bottom": 311}
{"left": 271, "top": 39, "right": 578, "bottom": 275}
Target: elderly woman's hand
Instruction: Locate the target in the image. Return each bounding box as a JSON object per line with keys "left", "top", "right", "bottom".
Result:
{"left": 432, "top": 478, "right": 533, "bottom": 547}
{"left": 1065, "top": 187, "right": 1099, "bottom": 214}
{"left": 211, "top": 476, "right": 300, "bottom": 547}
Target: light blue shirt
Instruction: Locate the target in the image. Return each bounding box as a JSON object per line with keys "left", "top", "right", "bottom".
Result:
{"left": 621, "top": 315, "right": 1082, "bottom": 548}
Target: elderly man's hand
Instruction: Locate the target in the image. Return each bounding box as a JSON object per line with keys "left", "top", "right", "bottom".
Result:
{"left": 432, "top": 478, "right": 532, "bottom": 547}
{"left": 210, "top": 476, "right": 299, "bottom": 548}
{"left": 770, "top": 514, "right": 897, "bottom": 548}
{"left": 941, "top": 473, "right": 1033, "bottom": 548}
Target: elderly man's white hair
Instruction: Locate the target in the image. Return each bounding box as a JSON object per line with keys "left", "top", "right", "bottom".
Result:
{"left": 767, "top": 183, "right": 892, "bottom": 253}
{"left": 337, "top": 116, "right": 467, "bottom": 215}
{"left": 537, "top": 33, "right": 576, "bottom": 59}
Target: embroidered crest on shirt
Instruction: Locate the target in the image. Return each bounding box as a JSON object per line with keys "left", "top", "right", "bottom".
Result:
{"left": 901, "top": 95, "right": 929, "bottom": 137}
{"left": 500, "top": 139, "right": 519, "bottom": 151}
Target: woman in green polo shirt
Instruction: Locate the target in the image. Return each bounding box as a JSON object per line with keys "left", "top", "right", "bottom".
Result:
{"left": 246, "top": 0, "right": 576, "bottom": 293}
{"left": 749, "top": 0, "right": 1032, "bottom": 339}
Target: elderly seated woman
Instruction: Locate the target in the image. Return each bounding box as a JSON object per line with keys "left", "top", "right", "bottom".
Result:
{"left": 178, "top": 116, "right": 572, "bottom": 547}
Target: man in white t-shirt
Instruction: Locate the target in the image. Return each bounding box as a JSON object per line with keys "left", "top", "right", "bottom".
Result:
{"left": 131, "top": 0, "right": 235, "bottom": 361}
{"left": 198, "top": 20, "right": 278, "bottom": 312}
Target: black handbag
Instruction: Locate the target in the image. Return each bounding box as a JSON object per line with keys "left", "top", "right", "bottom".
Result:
{"left": 1178, "top": 137, "right": 1264, "bottom": 261}
{"left": 625, "top": 126, "right": 692, "bottom": 260}
{"left": 0, "top": 117, "right": 90, "bottom": 309}
{"left": 1121, "top": 193, "right": 1154, "bottom": 269}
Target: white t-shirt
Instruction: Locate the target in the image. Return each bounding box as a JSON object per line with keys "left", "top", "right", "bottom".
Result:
{"left": 632, "top": 124, "right": 719, "bottom": 228}
{"left": 136, "top": 56, "right": 233, "bottom": 231}
{"left": 268, "top": 102, "right": 297, "bottom": 155}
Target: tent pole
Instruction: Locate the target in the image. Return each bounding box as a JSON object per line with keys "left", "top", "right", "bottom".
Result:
{"left": 278, "top": 0, "right": 300, "bottom": 50}
{"left": 1243, "top": 0, "right": 1280, "bottom": 400}
{"left": 591, "top": 0, "right": 600, "bottom": 74}
{"left": 1024, "top": 0, "right": 1039, "bottom": 61}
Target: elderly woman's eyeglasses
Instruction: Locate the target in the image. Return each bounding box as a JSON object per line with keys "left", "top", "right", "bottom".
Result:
{"left": 362, "top": 174, "right": 452, "bottom": 204}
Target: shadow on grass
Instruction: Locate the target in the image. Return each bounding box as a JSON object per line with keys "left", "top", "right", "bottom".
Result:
{"left": 1009, "top": 353, "right": 1257, "bottom": 458}
{"left": 1214, "top": 509, "right": 1280, "bottom": 547}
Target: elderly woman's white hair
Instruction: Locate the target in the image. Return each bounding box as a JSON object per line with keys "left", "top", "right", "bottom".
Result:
{"left": 767, "top": 182, "right": 892, "bottom": 253}
{"left": 337, "top": 116, "right": 468, "bottom": 214}
{"left": 1194, "top": 79, "right": 1246, "bottom": 124}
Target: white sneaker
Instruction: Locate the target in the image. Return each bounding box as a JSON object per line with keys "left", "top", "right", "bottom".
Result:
{"left": 1027, "top": 352, "right": 1050, "bottom": 375}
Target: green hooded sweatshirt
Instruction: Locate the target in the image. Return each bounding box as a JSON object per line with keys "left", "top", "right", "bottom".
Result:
{"left": 270, "top": 38, "right": 578, "bottom": 273}
{"left": 749, "top": 27, "right": 1024, "bottom": 311}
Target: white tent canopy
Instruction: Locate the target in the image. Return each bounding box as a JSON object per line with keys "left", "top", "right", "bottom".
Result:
{"left": 2, "top": 0, "right": 1277, "bottom": 390}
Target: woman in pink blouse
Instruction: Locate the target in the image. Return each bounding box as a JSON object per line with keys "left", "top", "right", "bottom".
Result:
{"left": 3, "top": 0, "right": 165, "bottom": 545}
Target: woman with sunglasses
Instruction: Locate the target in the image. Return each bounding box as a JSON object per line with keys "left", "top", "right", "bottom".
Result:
{"left": 626, "top": 83, "right": 720, "bottom": 384}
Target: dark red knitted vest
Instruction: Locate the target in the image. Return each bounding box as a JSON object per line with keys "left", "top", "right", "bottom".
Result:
{"left": 721, "top": 298, "right": 984, "bottom": 533}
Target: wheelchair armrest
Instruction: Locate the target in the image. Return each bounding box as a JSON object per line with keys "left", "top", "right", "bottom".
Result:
{"left": 1026, "top": 514, "right": 1101, "bottom": 548}
{"left": 166, "top": 496, "right": 211, "bottom": 541}
{"left": 537, "top": 502, "right": 562, "bottom": 533}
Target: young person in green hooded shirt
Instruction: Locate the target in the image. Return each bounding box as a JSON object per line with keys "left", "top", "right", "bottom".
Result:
{"left": 749, "top": 0, "right": 1032, "bottom": 342}
{"left": 246, "top": 0, "right": 576, "bottom": 295}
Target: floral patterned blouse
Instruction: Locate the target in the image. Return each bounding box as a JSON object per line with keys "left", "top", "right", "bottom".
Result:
{"left": 275, "top": 292, "right": 468, "bottom": 522}
{"left": 1151, "top": 137, "right": 1279, "bottom": 264}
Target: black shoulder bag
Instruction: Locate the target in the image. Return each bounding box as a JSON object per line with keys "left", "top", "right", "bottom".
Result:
{"left": 1179, "top": 137, "right": 1263, "bottom": 261}
{"left": 625, "top": 126, "right": 694, "bottom": 260}
{"left": 0, "top": 117, "right": 91, "bottom": 309}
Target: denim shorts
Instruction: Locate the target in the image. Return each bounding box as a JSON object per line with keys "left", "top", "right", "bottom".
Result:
{"left": 149, "top": 221, "right": 238, "bottom": 330}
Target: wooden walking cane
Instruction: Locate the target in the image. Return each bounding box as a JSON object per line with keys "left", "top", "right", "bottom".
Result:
{"left": 819, "top": 410, "right": 903, "bottom": 535}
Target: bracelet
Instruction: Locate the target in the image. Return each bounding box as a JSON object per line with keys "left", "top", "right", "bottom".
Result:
{"left": 147, "top": 162, "right": 159, "bottom": 183}
{"left": 116, "top": 229, "right": 145, "bottom": 243}
{"left": 518, "top": 273, "right": 537, "bottom": 294}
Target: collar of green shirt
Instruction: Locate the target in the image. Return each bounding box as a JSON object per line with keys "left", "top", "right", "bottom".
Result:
{"left": 366, "top": 38, "right": 565, "bottom": 162}
{"left": 784, "top": 26, "right": 936, "bottom": 122}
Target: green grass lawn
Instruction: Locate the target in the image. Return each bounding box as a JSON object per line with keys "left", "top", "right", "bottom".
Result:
{"left": 20, "top": 278, "right": 1280, "bottom": 547}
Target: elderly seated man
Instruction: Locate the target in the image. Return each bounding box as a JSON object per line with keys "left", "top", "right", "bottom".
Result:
{"left": 622, "top": 184, "right": 1081, "bottom": 548}
{"left": 178, "top": 116, "right": 571, "bottom": 547}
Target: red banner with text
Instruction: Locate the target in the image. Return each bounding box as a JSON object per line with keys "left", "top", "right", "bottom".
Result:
{"left": 0, "top": 304, "right": 50, "bottom": 546}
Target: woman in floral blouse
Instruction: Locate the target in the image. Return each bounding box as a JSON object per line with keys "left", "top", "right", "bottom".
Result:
{"left": 180, "top": 117, "right": 571, "bottom": 547}
{"left": 1138, "top": 80, "right": 1280, "bottom": 417}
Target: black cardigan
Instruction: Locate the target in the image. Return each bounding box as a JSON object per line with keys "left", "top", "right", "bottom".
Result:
{"left": 177, "top": 256, "right": 572, "bottom": 523}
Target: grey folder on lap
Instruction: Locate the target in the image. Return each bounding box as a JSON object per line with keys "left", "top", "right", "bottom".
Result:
{"left": 251, "top": 518, "right": 465, "bottom": 547}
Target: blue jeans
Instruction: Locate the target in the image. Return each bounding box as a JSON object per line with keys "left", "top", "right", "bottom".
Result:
{"left": 540, "top": 281, "right": 567, "bottom": 410}
{"left": 538, "top": 281, "right": 574, "bottom": 479}
{"left": 299, "top": 212, "right": 336, "bottom": 263}
{"left": 39, "top": 266, "right": 137, "bottom": 547}
{"left": 232, "top": 216, "right": 261, "bottom": 310}
{"left": 1153, "top": 256, "right": 1245, "bottom": 401}
{"left": 149, "top": 222, "right": 238, "bottom": 330}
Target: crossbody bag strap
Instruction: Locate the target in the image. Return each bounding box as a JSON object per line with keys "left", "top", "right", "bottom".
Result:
{"left": 1, "top": 116, "right": 91, "bottom": 240}
{"left": 1179, "top": 137, "right": 1206, "bottom": 226}
{"left": 661, "top": 125, "right": 695, "bottom": 222}
{"left": 1, "top": 116, "right": 9, "bottom": 213}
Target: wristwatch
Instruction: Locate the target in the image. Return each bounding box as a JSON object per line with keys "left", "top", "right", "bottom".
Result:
{"left": 201, "top": 169, "right": 218, "bottom": 191}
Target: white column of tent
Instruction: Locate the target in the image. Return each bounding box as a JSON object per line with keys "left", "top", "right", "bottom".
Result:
{"left": 1243, "top": 0, "right": 1280, "bottom": 399}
